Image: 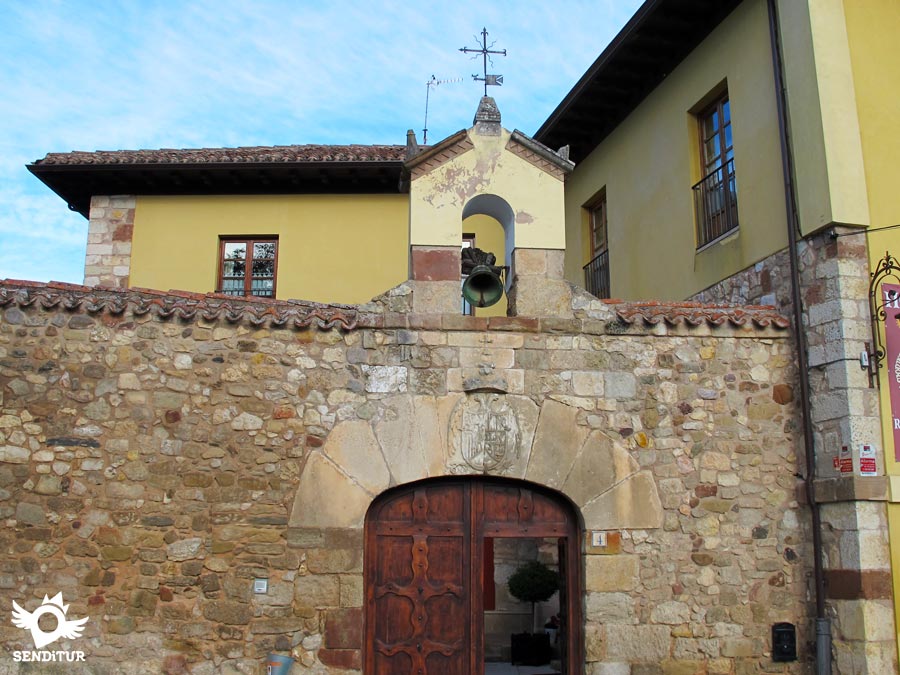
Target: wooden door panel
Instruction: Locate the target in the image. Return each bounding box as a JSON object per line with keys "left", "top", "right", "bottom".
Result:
{"left": 375, "top": 650, "right": 411, "bottom": 675}
{"left": 367, "top": 479, "right": 580, "bottom": 675}
{"left": 425, "top": 650, "right": 466, "bottom": 674}
{"left": 480, "top": 484, "right": 527, "bottom": 523}
{"left": 480, "top": 484, "right": 570, "bottom": 537}
{"left": 424, "top": 486, "right": 465, "bottom": 522}
{"left": 376, "top": 537, "right": 414, "bottom": 586}
{"left": 368, "top": 484, "right": 470, "bottom": 675}
{"left": 531, "top": 492, "right": 571, "bottom": 525}
{"left": 376, "top": 491, "right": 415, "bottom": 522}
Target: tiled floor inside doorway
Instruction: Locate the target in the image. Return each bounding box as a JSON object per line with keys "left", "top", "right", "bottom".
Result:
{"left": 484, "top": 664, "right": 561, "bottom": 674}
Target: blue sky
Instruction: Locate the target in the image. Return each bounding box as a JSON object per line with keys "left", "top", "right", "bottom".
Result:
{"left": 0, "top": 0, "right": 642, "bottom": 284}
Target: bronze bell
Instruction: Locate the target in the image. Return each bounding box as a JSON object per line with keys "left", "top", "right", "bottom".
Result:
{"left": 461, "top": 247, "right": 505, "bottom": 308}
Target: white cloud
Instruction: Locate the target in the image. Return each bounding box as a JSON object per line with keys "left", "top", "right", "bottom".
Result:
{"left": 0, "top": 0, "right": 642, "bottom": 283}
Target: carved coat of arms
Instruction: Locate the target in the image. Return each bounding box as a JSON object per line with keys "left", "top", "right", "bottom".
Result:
{"left": 448, "top": 393, "right": 521, "bottom": 474}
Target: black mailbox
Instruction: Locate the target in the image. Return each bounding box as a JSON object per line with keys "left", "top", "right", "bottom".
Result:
{"left": 772, "top": 622, "right": 797, "bottom": 662}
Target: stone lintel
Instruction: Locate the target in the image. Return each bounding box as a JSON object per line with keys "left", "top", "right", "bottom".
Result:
{"left": 410, "top": 246, "right": 460, "bottom": 281}
{"left": 813, "top": 476, "right": 889, "bottom": 503}
{"left": 825, "top": 569, "right": 893, "bottom": 600}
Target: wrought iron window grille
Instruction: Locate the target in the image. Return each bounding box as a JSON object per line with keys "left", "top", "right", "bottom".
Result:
{"left": 693, "top": 157, "right": 738, "bottom": 249}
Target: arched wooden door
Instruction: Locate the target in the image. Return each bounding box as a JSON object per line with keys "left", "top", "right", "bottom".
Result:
{"left": 364, "top": 478, "right": 581, "bottom": 675}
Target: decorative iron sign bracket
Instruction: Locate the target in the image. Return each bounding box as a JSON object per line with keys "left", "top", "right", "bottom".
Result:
{"left": 866, "top": 251, "right": 900, "bottom": 388}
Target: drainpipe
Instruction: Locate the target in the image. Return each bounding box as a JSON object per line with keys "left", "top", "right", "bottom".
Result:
{"left": 765, "top": 0, "right": 831, "bottom": 672}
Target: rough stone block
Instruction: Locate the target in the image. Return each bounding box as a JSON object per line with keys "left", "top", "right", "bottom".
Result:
{"left": 585, "top": 555, "right": 639, "bottom": 593}
{"left": 318, "top": 648, "right": 361, "bottom": 670}
{"left": 605, "top": 625, "right": 671, "bottom": 662}
{"left": 526, "top": 399, "right": 588, "bottom": 488}
{"left": 290, "top": 453, "right": 371, "bottom": 529}
{"left": 325, "top": 607, "right": 363, "bottom": 648}
{"left": 512, "top": 248, "right": 547, "bottom": 276}
{"left": 586, "top": 592, "right": 636, "bottom": 624}
{"left": 411, "top": 246, "right": 460, "bottom": 281}
{"left": 508, "top": 277, "right": 574, "bottom": 318}
{"left": 563, "top": 431, "right": 639, "bottom": 508}
{"left": 411, "top": 280, "right": 462, "bottom": 314}
{"left": 202, "top": 600, "right": 252, "bottom": 625}
{"left": 322, "top": 420, "right": 390, "bottom": 494}
{"left": 581, "top": 471, "right": 663, "bottom": 530}
{"left": 294, "top": 573, "right": 340, "bottom": 609}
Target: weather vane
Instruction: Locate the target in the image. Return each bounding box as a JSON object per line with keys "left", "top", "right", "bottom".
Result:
{"left": 460, "top": 28, "right": 506, "bottom": 96}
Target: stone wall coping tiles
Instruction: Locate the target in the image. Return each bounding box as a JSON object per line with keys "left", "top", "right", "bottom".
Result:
{"left": 0, "top": 279, "right": 791, "bottom": 337}
{"left": 612, "top": 300, "right": 791, "bottom": 330}
{"left": 0, "top": 280, "right": 361, "bottom": 331}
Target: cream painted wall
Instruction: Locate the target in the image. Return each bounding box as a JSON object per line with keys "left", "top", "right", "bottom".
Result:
{"left": 409, "top": 129, "right": 566, "bottom": 251}
{"left": 837, "top": 0, "right": 900, "bottom": 660}
{"left": 780, "top": 0, "right": 869, "bottom": 235}
{"left": 563, "top": 0, "right": 787, "bottom": 301}
{"left": 130, "top": 194, "right": 409, "bottom": 304}
{"left": 858, "top": 0, "right": 900, "bottom": 479}
{"left": 844, "top": 0, "right": 900, "bottom": 233}
{"left": 851, "top": 4, "right": 900, "bottom": 654}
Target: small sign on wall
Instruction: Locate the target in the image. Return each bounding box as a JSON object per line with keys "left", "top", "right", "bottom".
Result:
{"left": 833, "top": 443, "right": 878, "bottom": 476}
{"left": 839, "top": 445, "right": 852, "bottom": 474}
{"left": 859, "top": 444, "right": 877, "bottom": 476}
{"left": 586, "top": 530, "right": 621, "bottom": 554}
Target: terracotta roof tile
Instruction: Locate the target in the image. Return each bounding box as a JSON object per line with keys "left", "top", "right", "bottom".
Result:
{"left": 34, "top": 144, "right": 407, "bottom": 166}
{"left": 0, "top": 281, "right": 791, "bottom": 333}
{"left": 613, "top": 300, "right": 791, "bottom": 330}
{"left": 0, "top": 280, "right": 362, "bottom": 331}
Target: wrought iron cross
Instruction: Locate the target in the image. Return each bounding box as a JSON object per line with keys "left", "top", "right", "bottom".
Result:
{"left": 460, "top": 28, "right": 506, "bottom": 96}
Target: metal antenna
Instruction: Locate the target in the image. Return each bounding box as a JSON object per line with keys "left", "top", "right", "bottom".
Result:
{"left": 460, "top": 27, "right": 506, "bottom": 96}
{"left": 423, "top": 75, "right": 463, "bottom": 144}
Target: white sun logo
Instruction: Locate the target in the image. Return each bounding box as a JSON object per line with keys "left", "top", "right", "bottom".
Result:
{"left": 11, "top": 592, "right": 89, "bottom": 649}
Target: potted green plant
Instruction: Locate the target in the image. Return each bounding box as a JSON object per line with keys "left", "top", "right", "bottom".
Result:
{"left": 507, "top": 560, "right": 559, "bottom": 665}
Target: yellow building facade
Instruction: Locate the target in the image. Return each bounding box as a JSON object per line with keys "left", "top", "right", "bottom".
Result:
{"left": 130, "top": 194, "right": 409, "bottom": 304}
{"left": 536, "top": 0, "right": 900, "bottom": 669}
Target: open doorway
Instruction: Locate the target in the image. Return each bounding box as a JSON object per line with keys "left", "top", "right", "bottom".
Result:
{"left": 484, "top": 537, "right": 563, "bottom": 674}
{"left": 365, "top": 477, "right": 581, "bottom": 675}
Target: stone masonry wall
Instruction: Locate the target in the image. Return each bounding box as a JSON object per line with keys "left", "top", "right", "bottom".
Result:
{"left": 689, "top": 229, "right": 897, "bottom": 672}
{"left": 0, "top": 280, "right": 811, "bottom": 674}
{"left": 689, "top": 249, "right": 793, "bottom": 313}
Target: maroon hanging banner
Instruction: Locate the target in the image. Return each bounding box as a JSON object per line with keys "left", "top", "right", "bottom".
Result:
{"left": 881, "top": 283, "right": 900, "bottom": 461}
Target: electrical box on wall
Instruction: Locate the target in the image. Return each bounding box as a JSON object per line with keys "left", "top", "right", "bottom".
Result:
{"left": 772, "top": 622, "right": 797, "bottom": 662}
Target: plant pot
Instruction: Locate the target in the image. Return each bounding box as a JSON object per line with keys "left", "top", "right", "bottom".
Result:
{"left": 510, "top": 632, "right": 551, "bottom": 665}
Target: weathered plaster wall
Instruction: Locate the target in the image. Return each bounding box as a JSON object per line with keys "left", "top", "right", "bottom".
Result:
{"left": 408, "top": 128, "right": 567, "bottom": 251}
{"left": 0, "top": 280, "right": 809, "bottom": 674}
